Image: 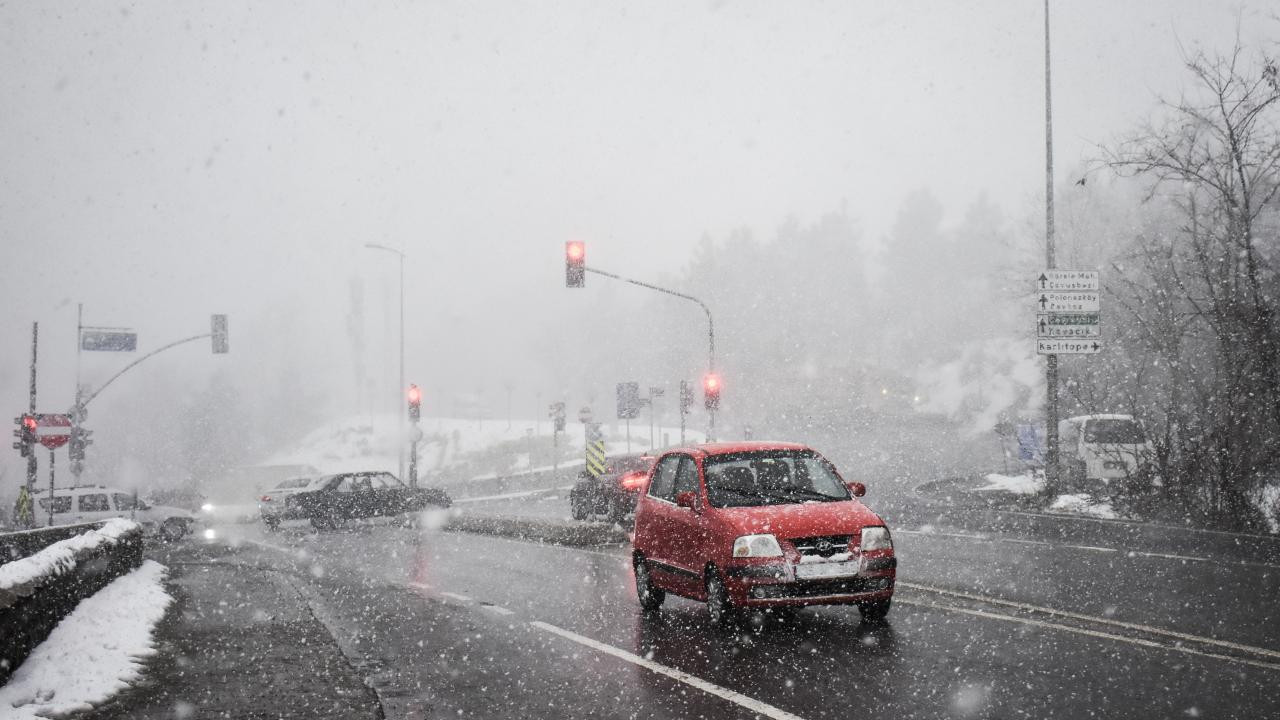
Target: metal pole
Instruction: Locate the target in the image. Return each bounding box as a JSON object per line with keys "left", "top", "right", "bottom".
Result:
{"left": 398, "top": 251, "right": 405, "bottom": 483}
{"left": 73, "top": 304, "right": 83, "bottom": 483}
{"left": 648, "top": 392, "right": 655, "bottom": 449}
{"left": 625, "top": 418, "right": 631, "bottom": 453}
{"left": 1043, "top": 0, "right": 1060, "bottom": 490}
{"left": 27, "top": 323, "right": 38, "bottom": 494}
{"left": 82, "top": 334, "right": 210, "bottom": 407}
{"left": 583, "top": 266, "right": 717, "bottom": 440}
{"left": 48, "top": 449, "right": 55, "bottom": 527}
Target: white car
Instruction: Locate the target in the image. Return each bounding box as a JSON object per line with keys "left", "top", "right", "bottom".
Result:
{"left": 30, "top": 485, "right": 197, "bottom": 541}
{"left": 257, "top": 476, "right": 324, "bottom": 530}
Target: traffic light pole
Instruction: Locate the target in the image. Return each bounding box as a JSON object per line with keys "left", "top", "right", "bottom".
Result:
{"left": 583, "top": 266, "right": 717, "bottom": 441}
{"left": 27, "top": 323, "right": 38, "bottom": 494}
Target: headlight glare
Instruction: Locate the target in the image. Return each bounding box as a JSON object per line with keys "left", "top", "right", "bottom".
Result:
{"left": 732, "top": 534, "right": 783, "bottom": 558}
{"left": 861, "top": 526, "right": 893, "bottom": 551}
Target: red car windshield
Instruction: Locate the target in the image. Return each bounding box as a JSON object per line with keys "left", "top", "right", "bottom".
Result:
{"left": 704, "top": 451, "right": 849, "bottom": 508}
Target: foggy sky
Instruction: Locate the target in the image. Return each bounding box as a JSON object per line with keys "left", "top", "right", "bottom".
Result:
{"left": 1, "top": 1, "right": 1274, "bottom": 482}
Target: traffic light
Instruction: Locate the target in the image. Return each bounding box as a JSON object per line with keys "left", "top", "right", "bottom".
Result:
{"left": 69, "top": 426, "right": 93, "bottom": 462}
{"left": 703, "top": 373, "right": 721, "bottom": 411}
{"left": 407, "top": 384, "right": 421, "bottom": 422}
{"left": 565, "top": 241, "right": 585, "bottom": 288}
{"left": 12, "top": 415, "right": 37, "bottom": 457}
{"left": 549, "top": 401, "right": 566, "bottom": 432}
{"left": 679, "top": 380, "right": 694, "bottom": 414}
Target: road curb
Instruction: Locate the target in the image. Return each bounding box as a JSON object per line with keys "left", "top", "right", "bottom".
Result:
{"left": 445, "top": 513, "right": 628, "bottom": 546}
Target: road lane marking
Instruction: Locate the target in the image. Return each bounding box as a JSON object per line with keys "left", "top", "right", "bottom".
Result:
{"left": 896, "top": 597, "right": 1280, "bottom": 672}
{"left": 529, "top": 621, "right": 807, "bottom": 720}
{"left": 899, "top": 582, "right": 1280, "bottom": 661}
{"left": 896, "top": 529, "right": 1280, "bottom": 568}
{"left": 482, "top": 605, "right": 515, "bottom": 616}
{"left": 408, "top": 582, "right": 431, "bottom": 591}
{"left": 439, "top": 591, "right": 473, "bottom": 603}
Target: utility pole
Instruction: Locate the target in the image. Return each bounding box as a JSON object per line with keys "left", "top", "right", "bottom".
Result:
{"left": 1043, "top": 0, "right": 1060, "bottom": 489}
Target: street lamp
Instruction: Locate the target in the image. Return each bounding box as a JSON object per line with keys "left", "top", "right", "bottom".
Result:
{"left": 365, "top": 242, "right": 406, "bottom": 481}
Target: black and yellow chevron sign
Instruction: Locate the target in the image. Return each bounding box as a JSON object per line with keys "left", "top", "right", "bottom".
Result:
{"left": 585, "top": 423, "right": 607, "bottom": 478}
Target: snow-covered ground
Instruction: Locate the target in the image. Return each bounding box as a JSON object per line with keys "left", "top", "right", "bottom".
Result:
{"left": 262, "top": 414, "right": 703, "bottom": 483}
{"left": 0, "top": 560, "right": 171, "bottom": 719}
{"left": 977, "top": 472, "right": 1045, "bottom": 495}
{"left": 0, "top": 518, "right": 138, "bottom": 596}
{"left": 1049, "top": 493, "right": 1119, "bottom": 520}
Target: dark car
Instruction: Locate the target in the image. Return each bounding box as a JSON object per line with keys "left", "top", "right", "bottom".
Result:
{"left": 570, "top": 454, "right": 656, "bottom": 522}
{"left": 286, "top": 471, "right": 452, "bottom": 530}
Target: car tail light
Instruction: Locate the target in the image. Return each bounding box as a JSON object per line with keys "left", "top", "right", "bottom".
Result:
{"left": 260, "top": 495, "right": 272, "bottom": 502}
{"left": 619, "top": 472, "right": 647, "bottom": 491}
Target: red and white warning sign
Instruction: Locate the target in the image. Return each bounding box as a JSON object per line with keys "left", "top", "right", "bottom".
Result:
{"left": 35, "top": 413, "right": 72, "bottom": 450}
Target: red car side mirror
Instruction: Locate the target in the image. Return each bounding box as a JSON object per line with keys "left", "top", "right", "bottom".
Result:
{"left": 675, "top": 491, "right": 700, "bottom": 511}
{"left": 846, "top": 482, "right": 867, "bottom": 498}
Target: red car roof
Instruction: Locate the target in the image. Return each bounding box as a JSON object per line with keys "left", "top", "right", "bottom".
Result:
{"left": 662, "top": 441, "right": 813, "bottom": 457}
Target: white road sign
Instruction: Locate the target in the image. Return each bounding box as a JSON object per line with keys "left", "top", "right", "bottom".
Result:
{"left": 1036, "top": 270, "right": 1099, "bottom": 291}
{"left": 1037, "top": 339, "right": 1103, "bottom": 355}
{"left": 1037, "top": 313, "right": 1101, "bottom": 338}
{"left": 1037, "top": 291, "right": 1101, "bottom": 313}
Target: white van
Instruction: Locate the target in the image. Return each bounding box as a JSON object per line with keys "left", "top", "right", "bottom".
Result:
{"left": 1058, "top": 414, "right": 1154, "bottom": 483}
{"left": 30, "top": 485, "right": 197, "bottom": 540}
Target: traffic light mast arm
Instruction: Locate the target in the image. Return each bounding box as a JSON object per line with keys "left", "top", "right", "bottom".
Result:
{"left": 81, "top": 333, "right": 210, "bottom": 408}
{"left": 583, "top": 266, "right": 715, "bottom": 372}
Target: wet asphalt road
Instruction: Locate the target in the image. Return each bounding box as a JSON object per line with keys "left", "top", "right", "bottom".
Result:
{"left": 205, "top": 502, "right": 1280, "bottom": 720}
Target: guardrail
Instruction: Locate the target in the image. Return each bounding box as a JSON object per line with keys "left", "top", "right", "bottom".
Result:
{"left": 0, "top": 519, "right": 144, "bottom": 682}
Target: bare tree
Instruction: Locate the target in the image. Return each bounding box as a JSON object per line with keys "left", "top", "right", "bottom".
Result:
{"left": 1103, "top": 40, "right": 1280, "bottom": 528}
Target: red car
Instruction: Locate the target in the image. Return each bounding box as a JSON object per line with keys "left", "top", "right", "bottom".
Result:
{"left": 631, "top": 442, "right": 896, "bottom": 623}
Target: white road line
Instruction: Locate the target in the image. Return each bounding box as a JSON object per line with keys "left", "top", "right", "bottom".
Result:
{"left": 530, "top": 621, "right": 807, "bottom": 720}
{"left": 1063, "top": 544, "right": 1117, "bottom": 553}
{"left": 896, "top": 598, "right": 1280, "bottom": 672}
{"left": 898, "top": 529, "right": 1277, "bottom": 568}
{"left": 482, "top": 605, "right": 515, "bottom": 616}
{"left": 899, "top": 582, "right": 1280, "bottom": 661}
{"left": 407, "top": 582, "right": 431, "bottom": 591}
{"left": 439, "top": 591, "right": 473, "bottom": 603}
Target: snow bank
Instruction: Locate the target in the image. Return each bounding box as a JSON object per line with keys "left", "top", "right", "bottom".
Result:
{"left": 978, "top": 472, "right": 1044, "bottom": 495}
{"left": 0, "top": 560, "right": 171, "bottom": 719}
{"left": 0, "top": 519, "right": 139, "bottom": 596}
{"left": 1049, "top": 493, "right": 1118, "bottom": 519}
{"left": 1260, "top": 483, "right": 1280, "bottom": 534}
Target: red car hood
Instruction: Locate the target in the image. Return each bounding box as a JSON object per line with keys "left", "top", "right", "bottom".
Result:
{"left": 715, "top": 500, "right": 884, "bottom": 539}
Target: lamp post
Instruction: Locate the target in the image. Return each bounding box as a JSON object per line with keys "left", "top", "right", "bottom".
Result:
{"left": 365, "top": 242, "right": 406, "bottom": 481}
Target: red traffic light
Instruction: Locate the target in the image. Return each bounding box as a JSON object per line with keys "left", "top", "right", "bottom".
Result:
{"left": 565, "top": 241, "right": 585, "bottom": 288}
{"left": 407, "top": 384, "right": 421, "bottom": 421}
{"left": 703, "top": 373, "right": 721, "bottom": 411}
{"left": 22, "top": 415, "right": 37, "bottom": 433}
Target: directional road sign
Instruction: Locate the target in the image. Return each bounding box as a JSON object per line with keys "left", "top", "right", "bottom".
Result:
{"left": 1037, "top": 313, "right": 1101, "bottom": 338}
{"left": 1037, "top": 292, "right": 1101, "bottom": 313}
{"left": 35, "top": 413, "right": 72, "bottom": 450}
{"left": 81, "top": 330, "right": 137, "bottom": 352}
{"left": 1035, "top": 270, "right": 1100, "bottom": 292}
{"left": 1037, "top": 339, "right": 1103, "bottom": 355}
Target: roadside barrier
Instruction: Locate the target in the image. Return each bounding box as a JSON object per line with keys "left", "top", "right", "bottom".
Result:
{"left": 0, "top": 519, "right": 144, "bottom": 682}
